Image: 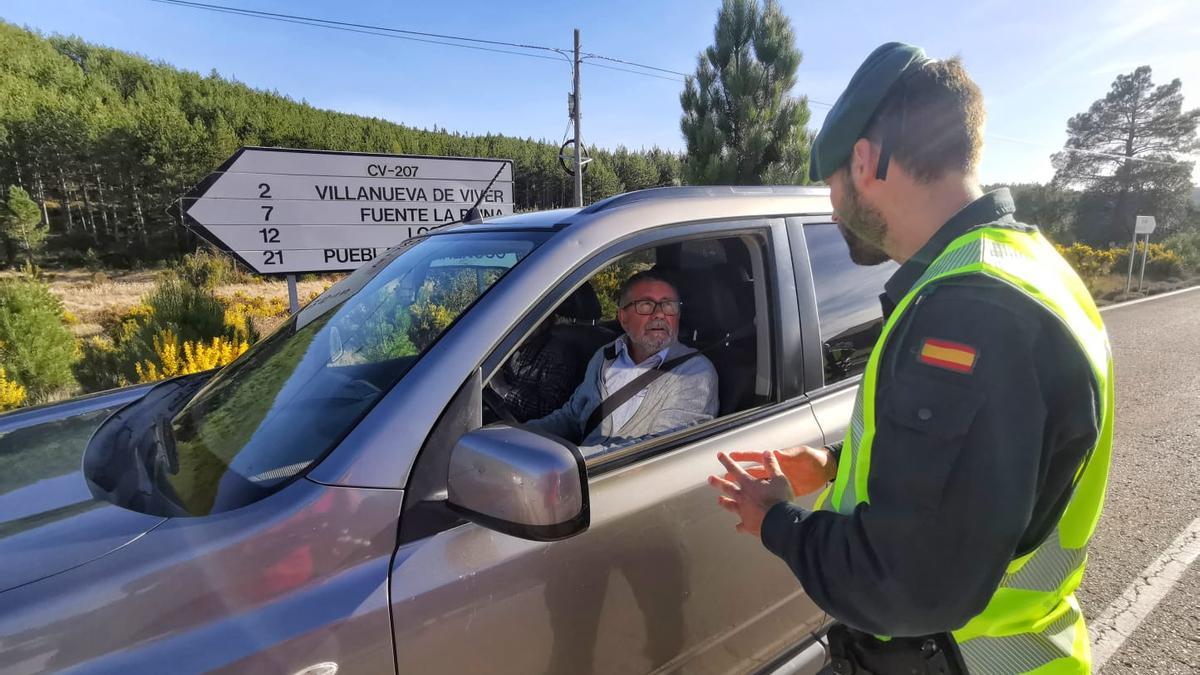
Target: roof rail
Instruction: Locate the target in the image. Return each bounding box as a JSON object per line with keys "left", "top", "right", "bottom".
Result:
{"left": 579, "top": 185, "right": 830, "bottom": 215}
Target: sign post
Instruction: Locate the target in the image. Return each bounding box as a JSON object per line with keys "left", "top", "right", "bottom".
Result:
{"left": 180, "top": 147, "right": 514, "bottom": 308}
{"left": 1127, "top": 216, "right": 1157, "bottom": 294}
{"left": 286, "top": 275, "right": 300, "bottom": 314}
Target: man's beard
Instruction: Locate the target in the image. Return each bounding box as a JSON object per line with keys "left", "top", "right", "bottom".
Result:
{"left": 632, "top": 320, "right": 675, "bottom": 355}
{"left": 838, "top": 180, "right": 891, "bottom": 266}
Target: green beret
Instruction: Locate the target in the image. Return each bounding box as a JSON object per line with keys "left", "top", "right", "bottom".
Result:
{"left": 809, "top": 42, "right": 931, "bottom": 183}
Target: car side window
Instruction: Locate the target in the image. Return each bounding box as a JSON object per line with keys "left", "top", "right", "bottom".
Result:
{"left": 486, "top": 229, "right": 778, "bottom": 467}
{"left": 805, "top": 222, "right": 897, "bottom": 386}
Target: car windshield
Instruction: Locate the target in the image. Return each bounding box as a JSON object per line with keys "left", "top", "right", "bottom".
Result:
{"left": 161, "top": 231, "right": 546, "bottom": 516}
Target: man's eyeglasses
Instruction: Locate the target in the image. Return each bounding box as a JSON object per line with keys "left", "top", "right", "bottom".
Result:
{"left": 621, "top": 299, "right": 682, "bottom": 316}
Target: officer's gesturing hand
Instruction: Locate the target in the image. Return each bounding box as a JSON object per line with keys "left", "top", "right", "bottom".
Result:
{"left": 708, "top": 451, "right": 794, "bottom": 536}
{"left": 722, "top": 446, "right": 837, "bottom": 497}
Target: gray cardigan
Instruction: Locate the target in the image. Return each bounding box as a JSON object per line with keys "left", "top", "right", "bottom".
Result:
{"left": 528, "top": 338, "right": 719, "bottom": 455}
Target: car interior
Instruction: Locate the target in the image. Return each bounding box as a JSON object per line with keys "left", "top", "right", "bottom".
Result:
{"left": 484, "top": 233, "right": 772, "bottom": 435}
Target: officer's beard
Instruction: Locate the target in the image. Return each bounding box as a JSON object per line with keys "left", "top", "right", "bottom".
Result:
{"left": 837, "top": 179, "right": 892, "bottom": 266}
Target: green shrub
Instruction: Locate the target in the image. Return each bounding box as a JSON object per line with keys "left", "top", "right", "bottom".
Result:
{"left": 1161, "top": 231, "right": 1200, "bottom": 274}
{"left": 75, "top": 336, "right": 129, "bottom": 392}
{"left": 74, "top": 276, "right": 258, "bottom": 391}
{"left": 0, "top": 278, "right": 77, "bottom": 402}
{"left": 147, "top": 276, "right": 232, "bottom": 341}
{"left": 172, "top": 248, "right": 251, "bottom": 289}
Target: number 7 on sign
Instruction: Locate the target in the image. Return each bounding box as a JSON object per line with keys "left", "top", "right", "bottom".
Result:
{"left": 261, "top": 205, "right": 273, "bottom": 222}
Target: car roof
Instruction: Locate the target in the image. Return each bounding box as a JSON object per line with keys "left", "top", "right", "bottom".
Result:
{"left": 439, "top": 185, "right": 833, "bottom": 235}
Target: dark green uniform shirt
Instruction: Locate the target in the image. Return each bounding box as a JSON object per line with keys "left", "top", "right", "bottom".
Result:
{"left": 761, "top": 189, "right": 1101, "bottom": 637}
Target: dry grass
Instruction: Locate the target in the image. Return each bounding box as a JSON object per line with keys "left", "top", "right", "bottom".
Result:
{"left": 0, "top": 268, "right": 335, "bottom": 339}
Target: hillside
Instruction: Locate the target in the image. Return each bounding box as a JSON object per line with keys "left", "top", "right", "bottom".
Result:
{"left": 0, "top": 21, "right": 682, "bottom": 267}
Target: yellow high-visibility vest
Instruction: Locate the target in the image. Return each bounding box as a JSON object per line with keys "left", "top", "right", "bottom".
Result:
{"left": 820, "top": 226, "right": 1114, "bottom": 674}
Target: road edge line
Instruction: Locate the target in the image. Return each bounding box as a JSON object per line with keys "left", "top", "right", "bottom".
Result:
{"left": 1090, "top": 515, "right": 1200, "bottom": 670}
{"left": 1099, "top": 284, "right": 1200, "bottom": 312}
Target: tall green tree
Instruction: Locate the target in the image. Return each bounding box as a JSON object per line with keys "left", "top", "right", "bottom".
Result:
{"left": 1, "top": 186, "right": 48, "bottom": 267}
{"left": 1005, "top": 183, "right": 1081, "bottom": 242}
{"left": 1052, "top": 66, "right": 1199, "bottom": 245}
{"left": 680, "top": 0, "right": 811, "bottom": 185}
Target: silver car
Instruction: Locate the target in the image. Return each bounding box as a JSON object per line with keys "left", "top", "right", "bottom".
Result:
{"left": 0, "top": 186, "right": 896, "bottom": 674}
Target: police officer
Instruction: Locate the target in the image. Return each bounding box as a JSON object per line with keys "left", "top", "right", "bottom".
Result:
{"left": 708, "top": 43, "right": 1113, "bottom": 674}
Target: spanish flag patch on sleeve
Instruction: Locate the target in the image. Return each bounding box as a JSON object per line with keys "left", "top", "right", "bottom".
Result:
{"left": 918, "top": 338, "right": 978, "bottom": 374}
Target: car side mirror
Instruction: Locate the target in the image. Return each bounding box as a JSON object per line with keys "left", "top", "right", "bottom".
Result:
{"left": 446, "top": 425, "right": 589, "bottom": 541}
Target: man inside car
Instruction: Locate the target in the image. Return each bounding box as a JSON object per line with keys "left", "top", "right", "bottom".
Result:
{"left": 528, "top": 270, "right": 719, "bottom": 454}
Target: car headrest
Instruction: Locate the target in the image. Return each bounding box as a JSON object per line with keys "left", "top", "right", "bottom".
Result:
{"left": 555, "top": 281, "right": 602, "bottom": 322}
{"left": 639, "top": 263, "right": 744, "bottom": 345}
{"left": 712, "top": 262, "right": 755, "bottom": 312}
{"left": 680, "top": 273, "right": 742, "bottom": 341}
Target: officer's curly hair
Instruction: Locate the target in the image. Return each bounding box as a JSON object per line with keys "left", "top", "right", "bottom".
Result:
{"left": 866, "top": 57, "right": 985, "bottom": 183}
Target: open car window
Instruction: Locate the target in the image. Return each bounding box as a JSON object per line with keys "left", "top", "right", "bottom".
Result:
{"left": 488, "top": 230, "right": 776, "bottom": 466}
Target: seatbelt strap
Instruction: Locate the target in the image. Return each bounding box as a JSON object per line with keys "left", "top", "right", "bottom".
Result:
{"left": 580, "top": 325, "right": 752, "bottom": 441}
{"left": 581, "top": 350, "right": 700, "bottom": 440}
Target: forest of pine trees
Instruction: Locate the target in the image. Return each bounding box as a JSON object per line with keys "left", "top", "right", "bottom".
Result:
{"left": 0, "top": 21, "right": 684, "bottom": 268}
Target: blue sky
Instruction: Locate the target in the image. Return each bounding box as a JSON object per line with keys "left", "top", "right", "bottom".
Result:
{"left": 3, "top": 0, "right": 1197, "bottom": 184}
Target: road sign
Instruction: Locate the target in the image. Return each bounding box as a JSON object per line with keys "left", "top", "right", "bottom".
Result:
{"left": 1135, "top": 216, "right": 1157, "bottom": 234}
{"left": 181, "top": 147, "right": 514, "bottom": 275}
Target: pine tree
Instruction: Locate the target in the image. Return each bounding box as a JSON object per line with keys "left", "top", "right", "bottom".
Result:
{"left": 680, "top": 0, "right": 811, "bottom": 185}
{"left": 1052, "top": 66, "right": 1199, "bottom": 244}
{"left": 1, "top": 186, "right": 48, "bottom": 268}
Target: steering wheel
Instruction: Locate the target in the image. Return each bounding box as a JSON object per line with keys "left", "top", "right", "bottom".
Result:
{"left": 482, "top": 382, "right": 519, "bottom": 425}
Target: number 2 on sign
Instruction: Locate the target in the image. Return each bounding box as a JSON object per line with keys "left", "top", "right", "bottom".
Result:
{"left": 261, "top": 205, "right": 274, "bottom": 222}
{"left": 263, "top": 250, "right": 284, "bottom": 265}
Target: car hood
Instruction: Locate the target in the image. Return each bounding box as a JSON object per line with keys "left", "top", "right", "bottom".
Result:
{"left": 0, "top": 382, "right": 173, "bottom": 595}
{"left": 0, "top": 468, "right": 166, "bottom": 593}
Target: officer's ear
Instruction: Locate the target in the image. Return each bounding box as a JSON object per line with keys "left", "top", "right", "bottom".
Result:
{"left": 850, "top": 138, "right": 882, "bottom": 193}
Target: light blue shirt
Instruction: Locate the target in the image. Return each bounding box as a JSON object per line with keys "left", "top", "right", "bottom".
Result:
{"left": 603, "top": 336, "right": 671, "bottom": 433}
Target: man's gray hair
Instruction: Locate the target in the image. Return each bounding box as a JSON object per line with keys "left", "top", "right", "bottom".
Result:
{"left": 618, "top": 270, "right": 680, "bottom": 306}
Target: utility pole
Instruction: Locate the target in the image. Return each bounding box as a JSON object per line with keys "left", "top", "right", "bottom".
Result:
{"left": 572, "top": 28, "right": 583, "bottom": 208}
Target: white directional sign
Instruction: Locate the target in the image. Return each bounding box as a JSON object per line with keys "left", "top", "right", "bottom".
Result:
{"left": 1135, "top": 215, "right": 1157, "bottom": 234}
{"left": 181, "top": 147, "right": 514, "bottom": 274}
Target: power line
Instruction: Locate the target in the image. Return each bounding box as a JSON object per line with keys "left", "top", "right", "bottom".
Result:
{"left": 152, "top": 0, "right": 569, "bottom": 54}
{"left": 148, "top": 1, "right": 1196, "bottom": 169}
{"left": 148, "top": 0, "right": 571, "bottom": 63}
{"left": 582, "top": 54, "right": 691, "bottom": 79}
{"left": 583, "top": 61, "right": 686, "bottom": 83}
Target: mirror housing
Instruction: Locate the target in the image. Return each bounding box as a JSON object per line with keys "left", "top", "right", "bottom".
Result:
{"left": 447, "top": 425, "right": 589, "bottom": 541}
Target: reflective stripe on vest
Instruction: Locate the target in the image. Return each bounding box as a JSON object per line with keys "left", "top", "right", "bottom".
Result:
{"left": 817, "top": 226, "right": 1114, "bottom": 675}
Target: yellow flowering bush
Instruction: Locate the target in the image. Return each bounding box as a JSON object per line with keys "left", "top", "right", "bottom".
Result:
{"left": 1054, "top": 243, "right": 1118, "bottom": 278}
{"left": 0, "top": 365, "right": 27, "bottom": 411}
{"left": 134, "top": 329, "right": 249, "bottom": 383}
{"left": 223, "top": 292, "right": 289, "bottom": 320}
{"left": 1112, "top": 242, "right": 1184, "bottom": 279}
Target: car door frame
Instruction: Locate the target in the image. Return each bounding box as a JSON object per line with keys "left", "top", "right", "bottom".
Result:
{"left": 387, "top": 215, "right": 831, "bottom": 674}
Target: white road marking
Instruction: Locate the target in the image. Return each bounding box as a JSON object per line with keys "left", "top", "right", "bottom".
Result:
{"left": 1090, "top": 516, "right": 1200, "bottom": 670}
{"left": 1099, "top": 284, "right": 1200, "bottom": 312}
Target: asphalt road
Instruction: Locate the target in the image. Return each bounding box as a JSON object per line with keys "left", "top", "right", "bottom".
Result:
{"left": 1079, "top": 288, "right": 1200, "bottom": 674}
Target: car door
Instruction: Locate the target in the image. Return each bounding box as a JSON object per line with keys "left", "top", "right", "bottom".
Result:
{"left": 388, "top": 219, "right": 829, "bottom": 674}
{"left": 786, "top": 218, "right": 897, "bottom": 459}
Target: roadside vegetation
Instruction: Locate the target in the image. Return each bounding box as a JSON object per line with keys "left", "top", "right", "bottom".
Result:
{"left": 1, "top": 1, "right": 1197, "bottom": 413}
